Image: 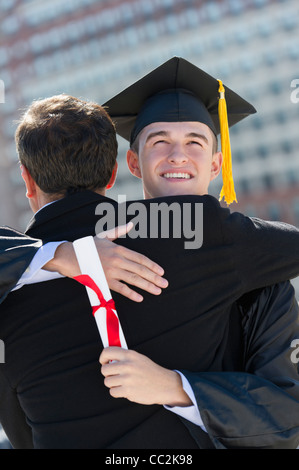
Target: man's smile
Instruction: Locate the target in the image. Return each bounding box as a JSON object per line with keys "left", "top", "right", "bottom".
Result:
{"left": 160, "top": 171, "right": 193, "bottom": 180}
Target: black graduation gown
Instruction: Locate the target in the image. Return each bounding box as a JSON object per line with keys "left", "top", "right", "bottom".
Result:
{"left": 0, "top": 191, "right": 299, "bottom": 449}
{"left": 0, "top": 227, "right": 42, "bottom": 304}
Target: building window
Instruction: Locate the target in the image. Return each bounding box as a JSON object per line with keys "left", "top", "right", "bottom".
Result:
{"left": 239, "top": 55, "right": 255, "bottom": 73}
{"left": 0, "top": 0, "right": 16, "bottom": 12}
{"left": 264, "top": 50, "right": 277, "bottom": 67}
{"left": 211, "top": 34, "right": 226, "bottom": 50}
{"left": 164, "top": 14, "right": 179, "bottom": 34}
{"left": 0, "top": 48, "right": 8, "bottom": 66}
{"left": 145, "top": 21, "right": 159, "bottom": 41}
{"left": 267, "top": 201, "right": 281, "bottom": 221}
{"left": 251, "top": 116, "right": 264, "bottom": 130}
{"left": 275, "top": 110, "right": 287, "bottom": 124}
{"left": 287, "top": 42, "right": 299, "bottom": 61}
{"left": 293, "top": 198, "right": 299, "bottom": 225}
{"left": 238, "top": 178, "right": 250, "bottom": 195}
{"left": 281, "top": 140, "right": 293, "bottom": 154}
{"left": 287, "top": 169, "right": 299, "bottom": 187}
{"left": 228, "top": 0, "right": 244, "bottom": 16}
{"left": 281, "top": 12, "right": 297, "bottom": 31}
{"left": 254, "top": 0, "right": 269, "bottom": 8}
{"left": 256, "top": 145, "right": 269, "bottom": 158}
{"left": 1, "top": 15, "right": 19, "bottom": 35}
{"left": 120, "top": 4, "right": 134, "bottom": 25}
{"left": 269, "top": 80, "right": 283, "bottom": 95}
{"left": 257, "top": 18, "right": 274, "bottom": 37}
{"left": 262, "top": 174, "right": 274, "bottom": 190}
{"left": 234, "top": 27, "right": 250, "bottom": 44}
{"left": 234, "top": 149, "right": 245, "bottom": 162}
{"left": 204, "top": 1, "right": 222, "bottom": 22}
{"left": 161, "top": 0, "right": 174, "bottom": 12}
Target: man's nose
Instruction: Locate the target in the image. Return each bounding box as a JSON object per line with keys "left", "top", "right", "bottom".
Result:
{"left": 167, "top": 145, "right": 188, "bottom": 164}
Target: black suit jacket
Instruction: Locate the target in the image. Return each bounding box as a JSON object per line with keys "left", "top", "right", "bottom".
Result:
{"left": 0, "top": 191, "right": 299, "bottom": 448}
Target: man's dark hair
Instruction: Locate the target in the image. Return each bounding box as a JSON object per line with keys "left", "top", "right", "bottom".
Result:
{"left": 15, "top": 94, "right": 118, "bottom": 196}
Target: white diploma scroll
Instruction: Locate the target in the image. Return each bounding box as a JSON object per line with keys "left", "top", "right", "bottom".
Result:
{"left": 73, "top": 236, "right": 127, "bottom": 349}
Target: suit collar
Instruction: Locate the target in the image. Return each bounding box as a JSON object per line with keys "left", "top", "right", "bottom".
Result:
{"left": 25, "top": 190, "right": 114, "bottom": 234}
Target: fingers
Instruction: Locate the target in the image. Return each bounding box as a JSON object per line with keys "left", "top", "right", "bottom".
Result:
{"left": 94, "top": 236, "right": 165, "bottom": 278}
{"left": 108, "top": 254, "right": 168, "bottom": 289}
{"left": 99, "top": 348, "right": 173, "bottom": 405}
{"left": 114, "top": 244, "right": 165, "bottom": 277}
{"left": 100, "top": 346, "right": 129, "bottom": 365}
{"left": 97, "top": 222, "right": 134, "bottom": 240}
{"left": 93, "top": 237, "right": 169, "bottom": 302}
{"left": 103, "top": 240, "right": 165, "bottom": 278}
{"left": 107, "top": 267, "right": 168, "bottom": 301}
{"left": 99, "top": 348, "right": 127, "bottom": 399}
{"left": 108, "top": 280, "right": 144, "bottom": 302}
{"left": 96, "top": 223, "right": 165, "bottom": 276}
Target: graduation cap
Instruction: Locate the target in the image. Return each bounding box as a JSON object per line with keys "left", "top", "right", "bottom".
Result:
{"left": 103, "top": 57, "right": 256, "bottom": 205}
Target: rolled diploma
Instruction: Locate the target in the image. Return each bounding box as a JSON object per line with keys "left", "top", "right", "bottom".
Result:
{"left": 73, "top": 236, "right": 127, "bottom": 349}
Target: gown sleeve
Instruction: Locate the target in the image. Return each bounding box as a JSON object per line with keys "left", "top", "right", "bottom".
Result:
{"left": 0, "top": 227, "right": 42, "bottom": 303}
{"left": 180, "top": 281, "right": 299, "bottom": 449}
{"left": 227, "top": 212, "right": 299, "bottom": 291}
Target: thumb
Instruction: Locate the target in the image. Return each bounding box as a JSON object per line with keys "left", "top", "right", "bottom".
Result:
{"left": 96, "top": 221, "right": 134, "bottom": 241}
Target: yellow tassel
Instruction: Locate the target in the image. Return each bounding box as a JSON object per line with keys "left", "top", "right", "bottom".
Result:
{"left": 217, "top": 80, "right": 237, "bottom": 205}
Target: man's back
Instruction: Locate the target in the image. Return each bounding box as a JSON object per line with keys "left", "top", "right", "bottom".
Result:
{"left": 0, "top": 191, "right": 222, "bottom": 448}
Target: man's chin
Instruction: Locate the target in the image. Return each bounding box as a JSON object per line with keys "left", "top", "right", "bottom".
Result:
{"left": 157, "top": 188, "right": 198, "bottom": 198}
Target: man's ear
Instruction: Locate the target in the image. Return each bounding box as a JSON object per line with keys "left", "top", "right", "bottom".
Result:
{"left": 126, "top": 149, "right": 142, "bottom": 179}
{"left": 20, "top": 164, "right": 37, "bottom": 198}
{"left": 210, "top": 151, "right": 223, "bottom": 182}
{"left": 106, "top": 162, "right": 118, "bottom": 190}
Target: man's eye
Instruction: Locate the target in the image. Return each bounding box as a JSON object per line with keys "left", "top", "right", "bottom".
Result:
{"left": 154, "top": 140, "right": 167, "bottom": 145}
{"left": 189, "top": 141, "right": 203, "bottom": 146}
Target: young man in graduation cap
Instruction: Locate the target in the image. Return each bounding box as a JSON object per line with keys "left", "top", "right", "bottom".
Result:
{"left": 98, "top": 56, "right": 299, "bottom": 447}
{"left": 1, "top": 58, "right": 299, "bottom": 449}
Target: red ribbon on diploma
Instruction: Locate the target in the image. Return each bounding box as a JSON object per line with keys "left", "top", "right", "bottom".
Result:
{"left": 74, "top": 274, "right": 121, "bottom": 347}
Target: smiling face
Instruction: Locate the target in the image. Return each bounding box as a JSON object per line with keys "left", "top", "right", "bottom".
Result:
{"left": 127, "top": 121, "right": 223, "bottom": 199}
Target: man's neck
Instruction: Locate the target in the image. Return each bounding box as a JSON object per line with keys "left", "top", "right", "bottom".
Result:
{"left": 32, "top": 188, "right": 106, "bottom": 214}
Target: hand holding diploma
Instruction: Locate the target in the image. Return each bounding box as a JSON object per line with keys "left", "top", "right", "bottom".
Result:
{"left": 46, "top": 222, "right": 168, "bottom": 302}
{"left": 100, "top": 347, "right": 192, "bottom": 407}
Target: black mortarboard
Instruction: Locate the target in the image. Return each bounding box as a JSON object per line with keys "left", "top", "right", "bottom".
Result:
{"left": 103, "top": 57, "right": 257, "bottom": 204}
